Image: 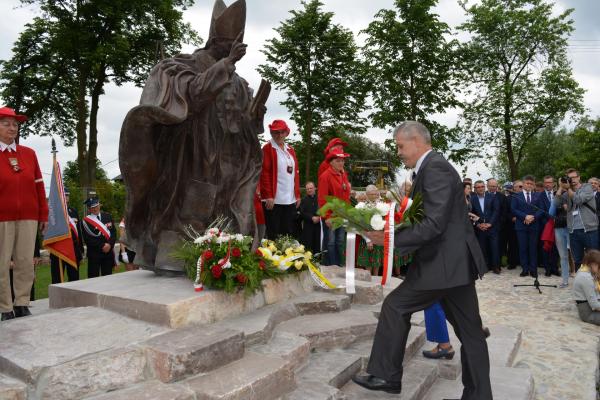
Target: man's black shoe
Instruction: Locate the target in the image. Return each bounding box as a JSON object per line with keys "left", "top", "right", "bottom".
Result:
{"left": 13, "top": 306, "right": 31, "bottom": 318}
{"left": 351, "top": 374, "right": 402, "bottom": 394}
{"left": 493, "top": 268, "right": 500, "bottom": 274}
{"left": 530, "top": 272, "right": 538, "bottom": 278}
{"left": 544, "top": 271, "right": 552, "bottom": 277}
{"left": 552, "top": 271, "right": 561, "bottom": 276}
{"left": 507, "top": 266, "right": 516, "bottom": 270}
{"left": 1, "top": 311, "right": 15, "bottom": 321}
{"left": 519, "top": 271, "right": 528, "bottom": 277}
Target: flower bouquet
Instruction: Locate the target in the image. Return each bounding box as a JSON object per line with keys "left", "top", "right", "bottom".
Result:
{"left": 318, "top": 192, "right": 423, "bottom": 233}
{"left": 172, "top": 221, "right": 285, "bottom": 295}
{"left": 257, "top": 236, "right": 337, "bottom": 289}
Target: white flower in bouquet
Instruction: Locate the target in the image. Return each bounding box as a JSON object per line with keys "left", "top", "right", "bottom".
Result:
{"left": 207, "top": 228, "right": 219, "bottom": 236}
{"left": 375, "top": 202, "right": 391, "bottom": 215}
{"left": 234, "top": 233, "right": 245, "bottom": 242}
{"left": 216, "top": 233, "right": 231, "bottom": 244}
{"left": 193, "top": 235, "right": 208, "bottom": 245}
{"left": 370, "top": 214, "right": 386, "bottom": 231}
{"left": 355, "top": 202, "right": 367, "bottom": 210}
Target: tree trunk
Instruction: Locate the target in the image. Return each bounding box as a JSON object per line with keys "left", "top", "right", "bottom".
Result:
{"left": 503, "top": 78, "right": 517, "bottom": 180}
{"left": 304, "top": 109, "right": 312, "bottom": 183}
{"left": 75, "top": 72, "right": 89, "bottom": 192}
{"left": 87, "top": 67, "right": 106, "bottom": 189}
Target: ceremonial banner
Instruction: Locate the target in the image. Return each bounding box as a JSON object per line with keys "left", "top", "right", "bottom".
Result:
{"left": 43, "top": 157, "right": 77, "bottom": 267}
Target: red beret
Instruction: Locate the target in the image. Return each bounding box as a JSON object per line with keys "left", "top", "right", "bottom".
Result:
{"left": 268, "top": 119, "right": 290, "bottom": 132}
{"left": 325, "top": 148, "right": 351, "bottom": 162}
{"left": 323, "top": 137, "right": 348, "bottom": 155}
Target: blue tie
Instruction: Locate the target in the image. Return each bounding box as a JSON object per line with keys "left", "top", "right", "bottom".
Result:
{"left": 526, "top": 192, "right": 530, "bottom": 204}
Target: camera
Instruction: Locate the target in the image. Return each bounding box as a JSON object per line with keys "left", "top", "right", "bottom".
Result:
{"left": 560, "top": 176, "right": 569, "bottom": 184}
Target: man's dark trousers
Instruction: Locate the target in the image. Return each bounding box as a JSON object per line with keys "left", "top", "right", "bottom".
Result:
{"left": 367, "top": 278, "right": 491, "bottom": 400}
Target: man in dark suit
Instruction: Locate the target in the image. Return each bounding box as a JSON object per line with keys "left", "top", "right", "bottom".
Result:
{"left": 82, "top": 197, "right": 116, "bottom": 278}
{"left": 352, "top": 121, "right": 491, "bottom": 399}
{"left": 472, "top": 180, "right": 501, "bottom": 273}
{"left": 299, "top": 181, "right": 321, "bottom": 253}
{"left": 50, "top": 189, "right": 83, "bottom": 283}
{"left": 511, "top": 175, "right": 544, "bottom": 277}
{"left": 589, "top": 177, "right": 600, "bottom": 249}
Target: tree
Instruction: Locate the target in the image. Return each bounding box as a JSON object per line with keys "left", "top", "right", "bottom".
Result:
{"left": 1, "top": 0, "right": 200, "bottom": 190}
{"left": 361, "top": 0, "right": 462, "bottom": 157}
{"left": 458, "top": 0, "right": 585, "bottom": 180}
{"left": 259, "top": 0, "right": 368, "bottom": 181}
{"left": 490, "top": 117, "right": 600, "bottom": 182}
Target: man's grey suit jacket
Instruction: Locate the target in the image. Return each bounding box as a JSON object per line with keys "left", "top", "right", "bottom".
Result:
{"left": 395, "top": 151, "right": 487, "bottom": 290}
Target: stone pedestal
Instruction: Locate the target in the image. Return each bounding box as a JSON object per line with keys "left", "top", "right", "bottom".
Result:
{"left": 49, "top": 270, "right": 314, "bottom": 328}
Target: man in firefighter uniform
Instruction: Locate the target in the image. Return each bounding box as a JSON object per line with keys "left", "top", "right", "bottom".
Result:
{"left": 82, "top": 197, "right": 116, "bottom": 278}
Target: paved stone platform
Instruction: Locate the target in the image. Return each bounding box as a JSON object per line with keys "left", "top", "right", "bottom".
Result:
{"left": 49, "top": 269, "right": 313, "bottom": 328}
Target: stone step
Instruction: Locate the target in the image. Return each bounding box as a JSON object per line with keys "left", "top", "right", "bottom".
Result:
{"left": 417, "top": 324, "right": 522, "bottom": 380}
{"left": 275, "top": 309, "right": 378, "bottom": 350}
{"left": 0, "top": 307, "right": 166, "bottom": 399}
{"left": 320, "top": 265, "right": 372, "bottom": 282}
{"left": 283, "top": 351, "right": 362, "bottom": 400}
{"left": 83, "top": 380, "right": 195, "bottom": 400}
{"left": 0, "top": 373, "right": 26, "bottom": 400}
{"left": 213, "top": 302, "right": 299, "bottom": 346}
{"left": 422, "top": 366, "right": 535, "bottom": 400}
{"left": 344, "top": 326, "right": 427, "bottom": 367}
{"left": 249, "top": 331, "right": 310, "bottom": 372}
{"left": 291, "top": 292, "right": 351, "bottom": 315}
{"left": 182, "top": 351, "right": 295, "bottom": 400}
{"left": 341, "top": 359, "right": 438, "bottom": 400}
{"left": 322, "top": 278, "right": 383, "bottom": 305}
{"left": 140, "top": 325, "right": 244, "bottom": 383}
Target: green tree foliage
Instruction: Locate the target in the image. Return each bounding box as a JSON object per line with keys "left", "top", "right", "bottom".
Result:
{"left": 1, "top": 0, "right": 200, "bottom": 190}
{"left": 63, "top": 160, "right": 125, "bottom": 221}
{"left": 458, "top": 0, "right": 585, "bottom": 180}
{"left": 361, "top": 0, "right": 461, "bottom": 158}
{"left": 491, "top": 117, "right": 600, "bottom": 182}
{"left": 259, "top": 0, "right": 368, "bottom": 181}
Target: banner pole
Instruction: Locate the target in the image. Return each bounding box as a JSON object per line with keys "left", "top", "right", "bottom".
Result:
{"left": 59, "top": 259, "right": 64, "bottom": 283}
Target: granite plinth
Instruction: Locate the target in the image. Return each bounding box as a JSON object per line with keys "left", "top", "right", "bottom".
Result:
{"left": 49, "top": 270, "right": 314, "bottom": 328}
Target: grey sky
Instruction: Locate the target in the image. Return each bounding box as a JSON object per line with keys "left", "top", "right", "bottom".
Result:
{"left": 1, "top": 0, "right": 598, "bottom": 191}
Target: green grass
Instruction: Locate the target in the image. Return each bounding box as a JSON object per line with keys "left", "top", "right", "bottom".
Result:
{"left": 34, "top": 260, "right": 129, "bottom": 300}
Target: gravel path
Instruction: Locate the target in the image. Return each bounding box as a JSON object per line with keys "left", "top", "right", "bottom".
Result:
{"left": 476, "top": 268, "right": 599, "bottom": 400}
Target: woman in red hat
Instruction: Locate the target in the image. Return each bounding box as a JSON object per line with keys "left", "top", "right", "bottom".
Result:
{"left": 318, "top": 137, "right": 348, "bottom": 178}
{"left": 259, "top": 119, "right": 301, "bottom": 240}
{"left": 318, "top": 148, "right": 351, "bottom": 266}
{"left": 0, "top": 107, "right": 48, "bottom": 321}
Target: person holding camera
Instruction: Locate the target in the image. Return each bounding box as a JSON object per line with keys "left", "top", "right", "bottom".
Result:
{"left": 554, "top": 169, "right": 598, "bottom": 271}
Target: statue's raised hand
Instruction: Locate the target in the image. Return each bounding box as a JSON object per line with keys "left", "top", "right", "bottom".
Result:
{"left": 227, "top": 32, "right": 247, "bottom": 64}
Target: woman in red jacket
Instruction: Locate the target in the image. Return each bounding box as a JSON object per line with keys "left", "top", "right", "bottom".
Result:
{"left": 0, "top": 107, "right": 48, "bottom": 321}
{"left": 259, "top": 119, "right": 300, "bottom": 240}
{"left": 318, "top": 148, "right": 351, "bottom": 266}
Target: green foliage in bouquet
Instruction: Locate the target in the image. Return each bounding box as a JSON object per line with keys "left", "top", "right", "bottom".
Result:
{"left": 317, "top": 193, "right": 424, "bottom": 232}
{"left": 172, "top": 222, "right": 285, "bottom": 295}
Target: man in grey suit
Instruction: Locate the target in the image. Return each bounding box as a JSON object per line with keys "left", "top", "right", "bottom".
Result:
{"left": 352, "top": 121, "right": 492, "bottom": 399}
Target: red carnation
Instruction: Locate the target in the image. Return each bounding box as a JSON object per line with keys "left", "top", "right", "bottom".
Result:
{"left": 203, "top": 250, "right": 214, "bottom": 261}
{"left": 236, "top": 273, "right": 248, "bottom": 284}
{"left": 232, "top": 247, "right": 242, "bottom": 258}
{"left": 259, "top": 260, "right": 266, "bottom": 270}
{"left": 211, "top": 265, "right": 223, "bottom": 279}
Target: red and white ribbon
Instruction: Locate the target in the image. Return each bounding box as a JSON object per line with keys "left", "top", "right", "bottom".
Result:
{"left": 194, "top": 256, "right": 204, "bottom": 292}
{"left": 381, "top": 201, "right": 397, "bottom": 286}
{"left": 83, "top": 216, "right": 111, "bottom": 241}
